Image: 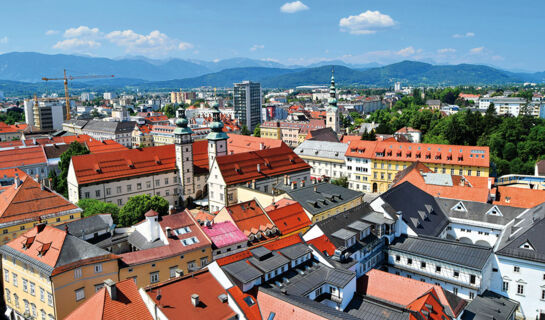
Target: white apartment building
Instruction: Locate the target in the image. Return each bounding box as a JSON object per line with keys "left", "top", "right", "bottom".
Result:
{"left": 345, "top": 154, "right": 372, "bottom": 192}
{"left": 388, "top": 235, "right": 494, "bottom": 300}
{"left": 294, "top": 140, "right": 348, "bottom": 180}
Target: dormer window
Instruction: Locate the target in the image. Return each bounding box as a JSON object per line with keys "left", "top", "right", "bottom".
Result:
{"left": 451, "top": 201, "right": 467, "bottom": 213}
{"left": 519, "top": 241, "right": 535, "bottom": 250}
{"left": 486, "top": 205, "right": 503, "bottom": 216}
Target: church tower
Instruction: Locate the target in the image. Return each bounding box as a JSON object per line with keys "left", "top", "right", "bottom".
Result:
{"left": 326, "top": 68, "right": 340, "bottom": 133}
{"left": 174, "top": 107, "right": 194, "bottom": 201}
{"left": 206, "top": 101, "right": 228, "bottom": 170}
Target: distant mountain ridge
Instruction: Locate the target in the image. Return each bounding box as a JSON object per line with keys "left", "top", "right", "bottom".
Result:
{"left": 1, "top": 53, "right": 544, "bottom": 95}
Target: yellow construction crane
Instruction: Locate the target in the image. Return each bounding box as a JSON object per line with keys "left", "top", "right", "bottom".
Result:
{"left": 42, "top": 69, "right": 114, "bottom": 120}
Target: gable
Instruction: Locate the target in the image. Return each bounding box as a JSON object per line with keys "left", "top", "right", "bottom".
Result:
{"left": 485, "top": 205, "right": 503, "bottom": 217}
{"left": 451, "top": 201, "right": 467, "bottom": 212}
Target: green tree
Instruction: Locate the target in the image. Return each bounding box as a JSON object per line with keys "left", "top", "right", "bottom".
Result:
{"left": 56, "top": 142, "right": 90, "bottom": 197}
{"left": 241, "top": 125, "right": 251, "bottom": 136}
{"left": 162, "top": 104, "right": 176, "bottom": 118}
{"left": 331, "top": 176, "right": 348, "bottom": 188}
{"left": 118, "top": 195, "right": 169, "bottom": 227}
{"left": 253, "top": 124, "right": 261, "bottom": 137}
{"left": 77, "top": 198, "right": 120, "bottom": 221}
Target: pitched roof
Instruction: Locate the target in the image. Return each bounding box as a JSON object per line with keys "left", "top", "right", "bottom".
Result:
{"left": 380, "top": 181, "right": 449, "bottom": 237}
{"left": 216, "top": 144, "right": 310, "bottom": 186}
{"left": 200, "top": 221, "right": 247, "bottom": 249}
{"left": 493, "top": 186, "right": 545, "bottom": 208}
{"left": 390, "top": 235, "right": 493, "bottom": 270}
{"left": 0, "top": 146, "right": 47, "bottom": 169}
{"left": 120, "top": 211, "right": 211, "bottom": 265}
{"left": 1, "top": 224, "right": 115, "bottom": 275}
{"left": 42, "top": 144, "right": 71, "bottom": 159}
{"left": 219, "top": 200, "right": 275, "bottom": 236}
{"left": 263, "top": 201, "right": 312, "bottom": 235}
{"left": 71, "top": 145, "right": 176, "bottom": 185}
{"left": 85, "top": 139, "right": 127, "bottom": 154}
{"left": 0, "top": 174, "right": 80, "bottom": 225}
{"left": 461, "top": 290, "right": 519, "bottom": 320}
{"left": 435, "top": 198, "right": 527, "bottom": 227}
{"left": 497, "top": 213, "right": 545, "bottom": 263}
{"left": 306, "top": 234, "right": 336, "bottom": 256}
{"left": 145, "top": 269, "right": 237, "bottom": 320}
{"left": 295, "top": 140, "right": 348, "bottom": 162}
{"left": 392, "top": 162, "right": 492, "bottom": 203}
{"left": 56, "top": 214, "right": 113, "bottom": 237}
{"left": 227, "top": 286, "right": 261, "bottom": 320}
{"left": 306, "top": 127, "right": 339, "bottom": 142}
{"left": 362, "top": 269, "right": 467, "bottom": 318}
{"left": 65, "top": 279, "right": 153, "bottom": 320}
{"left": 83, "top": 120, "right": 136, "bottom": 134}
{"left": 278, "top": 182, "right": 363, "bottom": 217}
{"left": 345, "top": 140, "right": 489, "bottom": 168}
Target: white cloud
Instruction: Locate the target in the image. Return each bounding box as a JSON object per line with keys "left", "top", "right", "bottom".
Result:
{"left": 0, "top": 37, "right": 8, "bottom": 44}
{"left": 437, "top": 48, "right": 456, "bottom": 53}
{"left": 106, "top": 29, "right": 193, "bottom": 55}
{"left": 453, "top": 32, "right": 475, "bottom": 38}
{"left": 45, "top": 30, "right": 59, "bottom": 36}
{"left": 64, "top": 26, "right": 101, "bottom": 38}
{"left": 396, "top": 46, "right": 415, "bottom": 57}
{"left": 53, "top": 38, "right": 101, "bottom": 50}
{"left": 280, "top": 1, "right": 309, "bottom": 13}
{"left": 250, "top": 44, "right": 265, "bottom": 52}
{"left": 470, "top": 46, "right": 484, "bottom": 54}
{"left": 339, "top": 10, "right": 396, "bottom": 35}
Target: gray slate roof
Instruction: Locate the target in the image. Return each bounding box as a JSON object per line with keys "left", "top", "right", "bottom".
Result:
{"left": 278, "top": 182, "right": 363, "bottom": 217}
{"left": 345, "top": 296, "right": 412, "bottom": 320}
{"left": 55, "top": 234, "right": 112, "bottom": 266}
{"left": 390, "top": 236, "right": 493, "bottom": 270}
{"left": 278, "top": 243, "right": 311, "bottom": 260}
{"left": 222, "top": 259, "right": 263, "bottom": 284}
{"left": 56, "top": 214, "right": 113, "bottom": 238}
{"left": 380, "top": 181, "right": 449, "bottom": 237}
{"left": 83, "top": 120, "right": 136, "bottom": 134}
{"left": 279, "top": 262, "right": 356, "bottom": 296}
{"left": 461, "top": 290, "right": 519, "bottom": 320}
{"left": 497, "top": 206, "right": 545, "bottom": 263}
{"left": 295, "top": 140, "right": 348, "bottom": 162}
{"left": 249, "top": 252, "right": 290, "bottom": 273}
{"left": 436, "top": 198, "right": 527, "bottom": 226}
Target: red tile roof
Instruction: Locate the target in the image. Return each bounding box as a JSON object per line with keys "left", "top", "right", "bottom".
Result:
{"left": 119, "top": 210, "right": 211, "bottom": 265}
{"left": 227, "top": 286, "right": 261, "bottom": 320}
{"left": 362, "top": 269, "right": 467, "bottom": 318}
{"left": 71, "top": 145, "right": 176, "bottom": 185}
{"left": 201, "top": 221, "right": 247, "bottom": 248}
{"left": 219, "top": 200, "right": 275, "bottom": 236}
{"left": 306, "top": 234, "right": 336, "bottom": 256}
{"left": 346, "top": 140, "right": 489, "bottom": 168}
{"left": 85, "top": 139, "right": 127, "bottom": 154}
{"left": 146, "top": 269, "right": 236, "bottom": 320}
{"left": 0, "top": 146, "right": 47, "bottom": 169}
{"left": 0, "top": 122, "right": 27, "bottom": 133}
{"left": 6, "top": 225, "right": 66, "bottom": 267}
{"left": 493, "top": 186, "right": 545, "bottom": 208}
{"left": 0, "top": 174, "right": 79, "bottom": 225}
{"left": 65, "top": 279, "right": 153, "bottom": 320}
{"left": 216, "top": 144, "right": 311, "bottom": 186}
{"left": 145, "top": 115, "right": 169, "bottom": 123}
{"left": 392, "top": 162, "right": 492, "bottom": 202}
{"left": 264, "top": 202, "right": 311, "bottom": 235}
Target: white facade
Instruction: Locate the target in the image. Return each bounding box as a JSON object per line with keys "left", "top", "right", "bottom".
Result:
{"left": 491, "top": 255, "right": 545, "bottom": 319}
{"left": 346, "top": 156, "right": 371, "bottom": 192}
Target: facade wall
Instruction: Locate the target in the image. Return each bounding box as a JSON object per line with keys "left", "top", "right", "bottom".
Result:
{"left": 302, "top": 155, "right": 346, "bottom": 180}
{"left": 443, "top": 222, "right": 502, "bottom": 247}
{"left": 346, "top": 156, "right": 371, "bottom": 192}
{"left": 309, "top": 196, "right": 362, "bottom": 223}
{"left": 491, "top": 255, "right": 545, "bottom": 319}
{"left": 119, "top": 246, "right": 212, "bottom": 288}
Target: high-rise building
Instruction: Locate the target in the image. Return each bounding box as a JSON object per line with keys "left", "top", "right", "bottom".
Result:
{"left": 233, "top": 81, "right": 262, "bottom": 131}
{"left": 23, "top": 99, "right": 64, "bottom": 130}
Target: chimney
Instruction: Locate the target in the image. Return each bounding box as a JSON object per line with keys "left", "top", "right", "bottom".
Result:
{"left": 460, "top": 177, "right": 465, "bottom": 187}
{"left": 175, "top": 268, "right": 184, "bottom": 277}
{"left": 104, "top": 279, "right": 117, "bottom": 300}
{"left": 257, "top": 164, "right": 261, "bottom": 173}
{"left": 169, "top": 205, "right": 176, "bottom": 215}
{"left": 14, "top": 174, "right": 21, "bottom": 188}
{"left": 314, "top": 186, "right": 317, "bottom": 193}
{"left": 284, "top": 175, "right": 288, "bottom": 185}
{"left": 166, "top": 227, "right": 173, "bottom": 238}
{"left": 260, "top": 142, "right": 265, "bottom": 150}
{"left": 191, "top": 294, "right": 200, "bottom": 307}
{"left": 251, "top": 179, "right": 256, "bottom": 189}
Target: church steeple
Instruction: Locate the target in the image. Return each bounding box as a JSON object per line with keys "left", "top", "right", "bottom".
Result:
{"left": 174, "top": 107, "right": 194, "bottom": 203}
{"left": 328, "top": 67, "right": 337, "bottom": 109}
{"left": 206, "top": 100, "right": 228, "bottom": 171}
{"left": 326, "top": 67, "right": 340, "bottom": 133}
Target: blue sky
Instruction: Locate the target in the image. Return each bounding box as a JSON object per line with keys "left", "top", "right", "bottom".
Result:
{"left": 1, "top": 0, "right": 544, "bottom": 71}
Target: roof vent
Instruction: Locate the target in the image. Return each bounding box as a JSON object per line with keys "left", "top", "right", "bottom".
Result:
{"left": 191, "top": 294, "right": 200, "bottom": 307}
{"left": 218, "top": 294, "right": 228, "bottom": 303}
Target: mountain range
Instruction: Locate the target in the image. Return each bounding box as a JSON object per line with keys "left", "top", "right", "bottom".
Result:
{"left": 0, "top": 52, "right": 544, "bottom": 95}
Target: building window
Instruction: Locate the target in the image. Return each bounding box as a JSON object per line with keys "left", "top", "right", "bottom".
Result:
{"left": 420, "top": 261, "right": 426, "bottom": 269}
{"left": 14, "top": 293, "right": 18, "bottom": 307}
{"left": 470, "top": 274, "right": 476, "bottom": 284}
{"left": 150, "top": 272, "right": 159, "bottom": 284}
{"left": 453, "top": 287, "right": 458, "bottom": 295}
{"left": 94, "top": 264, "right": 103, "bottom": 273}
{"left": 4, "top": 269, "right": 9, "bottom": 282}
{"left": 517, "top": 284, "right": 524, "bottom": 295}
{"left": 12, "top": 273, "right": 17, "bottom": 287}
{"left": 127, "top": 185, "right": 132, "bottom": 192}
{"left": 30, "top": 282, "right": 35, "bottom": 296}
{"left": 453, "top": 271, "right": 459, "bottom": 278}
{"left": 5, "top": 288, "right": 10, "bottom": 303}
{"left": 47, "top": 293, "right": 53, "bottom": 306}
{"left": 469, "top": 292, "right": 475, "bottom": 299}
{"left": 95, "top": 190, "right": 100, "bottom": 197}
{"left": 85, "top": 192, "right": 90, "bottom": 198}
{"left": 155, "top": 180, "right": 160, "bottom": 186}
{"left": 541, "top": 289, "right": 545, "bottom": 300}
{"left": 170, "top": 266, "right": 178, "bottom": 278}
{"left": 74, "top": 268, "right": 82, "bottom": 279}
{"left": 94, "top": 284, "right": 104, "bottom": 292}
{"left": 407, "top": 258, "right": 412, "bottom": 265}
{"left": 395, "top": 255, "right": 400, "bottom": 262}
{"left": 435, "top": 266, "right": 441, "bottom": 273}
{"left": 165, "top": 178, "right": 169, "bottom": 185}
{"left": 75, "top": 288, "right": 85, "bottom": 301}
{"left": 40, "top": 287, "right": 45, "bottom": 302}
{"left": 137, "top": 183, "right": 142, "bottom": 190}
{"left": 117, "top": 186, "right": 122, "bottom": 194}
{"left": 200, "top": 257, "right": 208, "bottom": 267}
{"left": 117, "top": 199, "right": 122, "bottom": 206}
{"left": 513, "top": 266, "right": 520, "bottom": 273}
{"left": 41, "top": 310, "right": 46, "bottom": 320}
{"left": 23, "top": 278, "right": 28, "bottom": 292}
{"left": 106, "top": 188, "right": 111, "bottom": 196}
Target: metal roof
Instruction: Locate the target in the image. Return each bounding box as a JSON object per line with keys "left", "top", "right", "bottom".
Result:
{"left": 278, "top": 243, "right": 312, "bottom": 260}
{"left": 222, "top": 260, "right": 263, "bottom": 284}
{"left": 331, "top": 228, "right": 357, "bottom": 241}
{"left": 390, "top": 236, "right": 492, "bottom": 270}
{"left": 250, "top": 246, "right": 272, "bottom": 260}
{"left": 347, "top": 220, "right": 371, "bottom": 232}
{"left": 249, "top": 252, "right": 290, "bottom": 273}
{"left": 461, "top": 290, "right": 519, "bottom": 320}
{"left": 294, "top": 140, "right": 348, "bottom": 161}
{"left": 422, "top": 173, "right": 453, "bottom": 186}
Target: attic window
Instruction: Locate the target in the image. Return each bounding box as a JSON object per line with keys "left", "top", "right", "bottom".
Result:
{"left": 37, "top": 242, "right": 52, "bottom": 256}
{"left": 94, "top": 164, "right": 102, "bottom": 173}
{"left": 520, "top": 241, "right": 535, "bottom": 250}
{"left": 234, "top": 164, "right": 242, "bottom": 174}
{"left": 127, "top": 160, "right": 135, "bottom": 168}
{"left": 21, "top": 236, "right": 35, "bottom": 249}
{"left": 154, "top": 156, "right": 162, "bottom": 165}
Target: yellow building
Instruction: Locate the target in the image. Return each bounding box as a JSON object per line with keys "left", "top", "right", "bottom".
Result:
{"left": 260, "top": 122, "right": 281, "bottom": 140}
{"left": 118, "top": 210, "right": 212, "bottom": 287}
{"left": 0, "top": 224, "right": 119, "bottom": 320}
{"left": 276, "top": 181, "right": 364, "bottom": 223}
{"left": 345, "top": 139, "right": 490, "bottom": 193}
{"left": 0, "top": 169, "right": 82, "bottom": 245}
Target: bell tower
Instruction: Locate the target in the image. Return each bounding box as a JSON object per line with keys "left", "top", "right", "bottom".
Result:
{"left": 326, "top": 68, "right": 340, "bottom": 133}
{"left": 174, "top": 107, "right": 194, "bottom": 201}
{"left": 206, "top": 101, "right": 228, "bottom": 170}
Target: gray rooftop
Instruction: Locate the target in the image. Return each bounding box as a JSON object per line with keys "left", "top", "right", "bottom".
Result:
{"left": 461, "top": 290, "right": 519, "bottom": 320}
{"left": 56, "top": 214, "right": 113, "bottom": 238}
{"left": 436, "top": 198, "right": 527, "bottom": 226}
{"left": 331, "top": 228, "right": 357, "bottom": 241}
{"left": 83, "top": 120, "right": 136, "bottom": 134}
{"left": 497, "top": 206, "right": 545, "bottom": 263}
{"left": 248, "top": 252, "right": 290, "bottom": 273}
{"left": 277, "top": 262, "right": 356, "bottom": 296}
{"left": 390, "top": 236, "right": 493, "bottom": 270}
{"left": 345, "top": 296, "right": 412, "bottom": 320}
{"left": 222, "top": 259, "right": 263, "bottom": 284}
{"left": 128, "top": 229, "right": 166, "bottom": 251}
{"left": 295, "top": 140, "right": 348, "bottom": 162}
{"left": 422, "top": 173, "right": 453, "bottom": 186}
{"left": 278, "top": 182, "right": 363, "bottom": 216}
{"left": 278, "top": 243, "right": 312, "bottom": 260}
{"left": 347, "top": 220, "right": 371, "bottom": 232}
